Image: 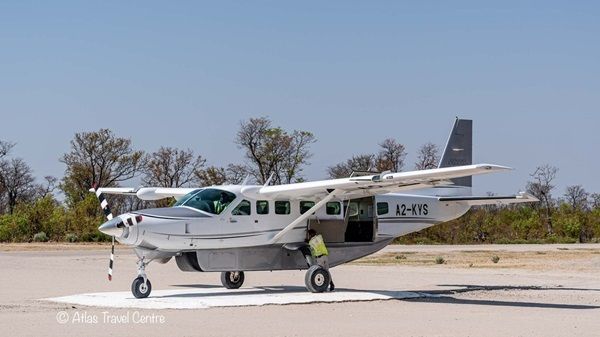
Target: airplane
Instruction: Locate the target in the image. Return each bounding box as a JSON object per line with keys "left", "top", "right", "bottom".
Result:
{"left": 92, "top": 118, "right": 537, "bottom": 298}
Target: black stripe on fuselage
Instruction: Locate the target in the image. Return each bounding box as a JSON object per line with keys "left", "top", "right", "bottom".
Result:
{"left": 151, "top": 225, "right": 307, "bottom": 238}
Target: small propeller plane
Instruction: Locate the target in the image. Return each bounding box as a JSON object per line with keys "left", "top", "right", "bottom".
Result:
{"left": 92, "top": 118, "right": 537, "bottom": 298}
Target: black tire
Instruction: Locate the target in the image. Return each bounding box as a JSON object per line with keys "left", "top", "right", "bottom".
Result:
{"left": 131, "top": 276, "right": 152, "bottom": 299}
{"left": 304, "top": 265, "right": 330, "bottom": 293}
{"left": 221, "top": 271, "right": 245, "bottom": 289}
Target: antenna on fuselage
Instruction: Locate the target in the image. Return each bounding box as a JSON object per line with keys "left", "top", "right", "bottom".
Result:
{"left": 241, "top": 174, "right": 251, "bottom": 186}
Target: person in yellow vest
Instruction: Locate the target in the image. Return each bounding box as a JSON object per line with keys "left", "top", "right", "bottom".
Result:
{"left": 213, "top": 192, "right": 230, "bottom": 214}
{"left": 307, "top": 229, "right": 335, "bottom": 291}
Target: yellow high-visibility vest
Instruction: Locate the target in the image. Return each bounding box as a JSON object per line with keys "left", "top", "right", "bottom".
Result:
{"left": 309, "top": 234, "right": 329, "bottom": 257}
{"left": 214, "top": 201, "right": 224, "bottom": 214}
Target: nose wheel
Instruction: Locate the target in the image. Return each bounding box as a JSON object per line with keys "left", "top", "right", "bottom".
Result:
{"left": 131, "top": 276, "right": 152, "bottom": 298}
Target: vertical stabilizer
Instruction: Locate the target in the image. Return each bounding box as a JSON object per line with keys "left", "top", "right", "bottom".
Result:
{"left": 438, "top": 118, "right": 473, "bottom": 189}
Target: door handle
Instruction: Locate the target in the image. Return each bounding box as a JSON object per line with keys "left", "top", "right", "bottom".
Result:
{"left": 229, "top": 218, "right": 237, "bottom": 223}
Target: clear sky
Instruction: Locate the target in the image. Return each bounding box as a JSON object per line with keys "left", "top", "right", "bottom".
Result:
{"left": 0, "top": 1, "right": 598, "bottom": 197}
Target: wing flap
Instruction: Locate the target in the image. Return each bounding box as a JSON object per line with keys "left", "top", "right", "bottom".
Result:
{"left": 438, "top": 192, "right": 539, "bottom": 206}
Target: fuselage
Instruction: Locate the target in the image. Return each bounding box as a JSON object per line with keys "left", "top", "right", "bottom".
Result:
{"left": 106, "top": 185, "right": 471, "bottom": 253}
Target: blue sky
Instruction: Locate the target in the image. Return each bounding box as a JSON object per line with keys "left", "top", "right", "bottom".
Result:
{"left": 0, "top": 1, "right": 598, "bottom": 196}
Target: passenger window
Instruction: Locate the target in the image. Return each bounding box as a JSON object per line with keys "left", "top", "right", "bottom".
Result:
{"left": 326, "top": 202, "right": 341, "bottom": 215}
{"left": 275, "top": 201, "right": 290, "bottom": 215}
{"left": 377, "top": 202, "right": 389, "bottom": 215}
{"left": 300, "top": 201, "right": 315, "bottom": 214}
{"left": 256, "top": 200, "right": 269, "bottom": 215}
{"left": 232, "top": 200, "right": 251, "bottom": 216}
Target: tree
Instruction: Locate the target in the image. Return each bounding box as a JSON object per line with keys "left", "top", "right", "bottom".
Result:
{"left": 376, "top": 139, "right": 406, "bottom": 172}
{"left": 60, "top": 129, "right": 145, "bottom": 204}
{"left": 225, "top": 164, "right": 249, "bottom": 184}
{"left": 327, "top": 154, "right": 376, "bottom": 179}
{"left": 415, "top": 142, "right": 439, "bottom": 170}
{"left": 235, "top": 117, "right": 315, "bottom": 184}
{"left": 196, "top": 166, "right": 228, "bottom": 186}
{"left": 143, "top": 147, "right": 205, "bottom": 188}
{"left": 527, "top": 164, "right": 558, "bottom": 235}
{"left": 0, "top": 141, "right": 14, "bottom": 158}
{"left": 196, "top": 164, "right": 249, "bottom": 186}
{"left": 564, "top": 185, "right": 589, "bottom": 210}
{"left": 591, "top": 193, "right": 600, "bottom": 210}
{"left": 0, "top": 158, "right": 37, "bottom": 214}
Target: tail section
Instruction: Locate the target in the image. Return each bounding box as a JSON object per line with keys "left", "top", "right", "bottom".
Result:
{"left": 437, "top": 118, "right": 472, "bottom": 195}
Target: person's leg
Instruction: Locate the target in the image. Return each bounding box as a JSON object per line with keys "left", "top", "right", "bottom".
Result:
{"left": 319, "top": 256, "right": 335, "bottom": 291}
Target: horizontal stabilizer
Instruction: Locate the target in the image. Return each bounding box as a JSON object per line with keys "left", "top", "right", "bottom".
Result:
{"left": 438, "top": 192, "right": 538, "bottom": 206}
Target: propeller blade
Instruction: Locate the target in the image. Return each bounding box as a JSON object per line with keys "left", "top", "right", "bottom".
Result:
{"left": 108, "top": 236, "right": 115, "bottom": 281}
{"left": 91, "top": 184, "right": 117, "bottom": 282}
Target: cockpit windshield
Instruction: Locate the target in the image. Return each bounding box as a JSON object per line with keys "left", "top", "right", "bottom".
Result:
{"left": 173, "top": 189, "right": 236, "bottom": 215}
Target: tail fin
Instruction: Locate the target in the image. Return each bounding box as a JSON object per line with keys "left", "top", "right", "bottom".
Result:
{"left": 438, "top": 118, "right": 473, "bottom": 189}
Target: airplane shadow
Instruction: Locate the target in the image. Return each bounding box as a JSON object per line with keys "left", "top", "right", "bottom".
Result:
{"left": 399, "top": 284, "right": 600, "bottom": 310}
{"left": 161, "top": 283, "right": 600, "bottom": 310}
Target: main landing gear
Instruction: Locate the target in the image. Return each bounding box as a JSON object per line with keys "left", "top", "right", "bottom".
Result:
{"left": 221, "top": 271, "right": 245, "bottom": 289}
{"left": 131, "top": 257, "right": 152, "bottom": 298}
{"left": 304, "top": 265, "right": 331, "bottom": 293}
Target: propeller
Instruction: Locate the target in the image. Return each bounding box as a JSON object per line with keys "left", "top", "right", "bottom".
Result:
{"left": 92, "top": 184, "right": 116, "bottom": 281}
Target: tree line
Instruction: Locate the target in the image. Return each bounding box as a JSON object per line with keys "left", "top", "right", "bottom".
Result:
{"left": 0, "top": 117, "right": 598, "bottom": 243}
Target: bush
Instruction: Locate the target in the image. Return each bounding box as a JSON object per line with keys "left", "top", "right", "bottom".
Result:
{"left": 33, "top": 232, "right": 48, "bottom": 242}
{"left": 395, "top": 254, "right": 406, "bottom": 260}
{"left": 65, "top": 233, "right": 78, "bottom": 243}
{"left": 435, "top": 256, "right": 445, "bottom": 264}
{"left": 491, "top": 255, "right": 500, "bottom": 264}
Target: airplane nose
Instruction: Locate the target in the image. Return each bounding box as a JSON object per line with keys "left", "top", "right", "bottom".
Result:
{"left": 98, "top": 217, "right": 124, "bottom": 237}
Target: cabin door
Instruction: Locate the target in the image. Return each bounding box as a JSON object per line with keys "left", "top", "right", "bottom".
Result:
{"left": 344, "top": 197, "right": 376, "bottom": 242}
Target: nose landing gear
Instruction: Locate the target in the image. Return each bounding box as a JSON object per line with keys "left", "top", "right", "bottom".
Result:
{"left": 131, "top": 257, "right": 152, "bottom": 298}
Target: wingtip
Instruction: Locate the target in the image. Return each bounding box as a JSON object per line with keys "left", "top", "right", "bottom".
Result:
{"left": 477, "top": 163, "right": 513, "bottom": 171}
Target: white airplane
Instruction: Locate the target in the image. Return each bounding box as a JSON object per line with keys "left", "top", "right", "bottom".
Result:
{"left": 93, "top": 118, "right": 537, "bottom": 298}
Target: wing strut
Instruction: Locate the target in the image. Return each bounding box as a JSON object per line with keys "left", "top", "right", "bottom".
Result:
{"left": 269, "top": 189, "right": 341, "bottom": 244}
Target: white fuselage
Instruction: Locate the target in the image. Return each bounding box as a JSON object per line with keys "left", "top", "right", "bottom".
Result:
{"left": 114, "top": 185, "right": 471, "bottom": 252}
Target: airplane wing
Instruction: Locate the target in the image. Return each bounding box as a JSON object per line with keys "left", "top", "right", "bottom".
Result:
{"left": 89, "top": 187, "right": 198, "bottom": 201}
{"left": 247, "top": 164, "right": 511, "bottom": 200}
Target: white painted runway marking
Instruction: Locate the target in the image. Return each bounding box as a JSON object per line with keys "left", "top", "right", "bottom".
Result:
{"left": 44, "top": 287, "right": 432, "bottom": 310}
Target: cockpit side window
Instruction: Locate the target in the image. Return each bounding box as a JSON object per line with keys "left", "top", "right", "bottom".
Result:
{"left": 176, "top": 189, "right": 236, "bottom": 215}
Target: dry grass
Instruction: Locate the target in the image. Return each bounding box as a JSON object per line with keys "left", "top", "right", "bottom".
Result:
{"left": 353, "top": 248, "right": 600, "bottom": 272}
{"left": 0, "top": 242, "right": 118, "bottom": 252}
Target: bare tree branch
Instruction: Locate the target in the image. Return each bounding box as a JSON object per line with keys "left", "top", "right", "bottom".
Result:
{"left": 415, "top": 142, "right": 440, "bottom": 170}
{"left": 142, "top": 147, "right": 205, "bottom": 188}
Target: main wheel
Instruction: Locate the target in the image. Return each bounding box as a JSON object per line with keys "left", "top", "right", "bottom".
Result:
{"left": 304, "top": 265, "right": 330, "bottom": 293}
{"left": 131, "top": 276, "right": 152, "bottom": 298}
{"left": 221, "top": 271, "right": 245, "bottom": 289}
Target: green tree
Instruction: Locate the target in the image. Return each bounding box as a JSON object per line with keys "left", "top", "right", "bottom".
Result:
{"left": 236, "top": 117, "right": 315, "bottom": 184}
{"left": 60, "top": 129, "right": 145, "bottom": 205}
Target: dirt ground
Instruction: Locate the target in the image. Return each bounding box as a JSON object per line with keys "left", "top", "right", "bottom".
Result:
{"left": 1, "top": 243, "right": 600, "bottom": 337}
